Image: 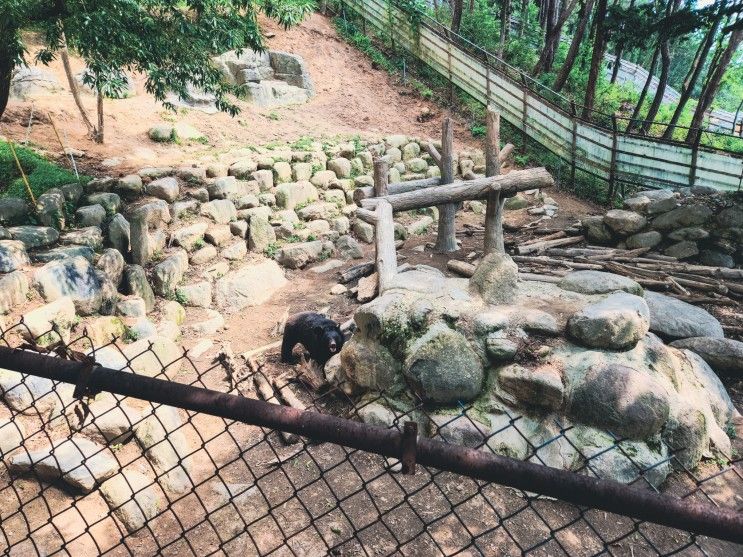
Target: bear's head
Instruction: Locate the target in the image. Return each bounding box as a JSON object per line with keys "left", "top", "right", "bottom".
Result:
{"left": 315, "top": 322, "right": 344, "bottom": 356}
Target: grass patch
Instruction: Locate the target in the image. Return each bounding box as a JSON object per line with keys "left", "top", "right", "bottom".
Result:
{"left": 0, "top": 142, "right": 86, "bottom": 201}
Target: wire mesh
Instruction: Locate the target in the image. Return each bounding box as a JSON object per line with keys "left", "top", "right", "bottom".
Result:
{"left": 0, "top": 318, "right": 741, "bottom": 556}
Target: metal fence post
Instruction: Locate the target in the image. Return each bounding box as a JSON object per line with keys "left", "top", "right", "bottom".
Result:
{"left": 609, "top": 115, "right": 619, "bottom": 203}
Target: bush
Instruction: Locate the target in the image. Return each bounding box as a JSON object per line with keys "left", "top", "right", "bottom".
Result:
{"left": 0, "top": 142, "right": 86, "bottom": 200}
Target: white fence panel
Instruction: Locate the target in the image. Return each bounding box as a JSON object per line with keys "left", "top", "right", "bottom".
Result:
{"left": 344, "top": 0, "right": 742, "bottom": 192}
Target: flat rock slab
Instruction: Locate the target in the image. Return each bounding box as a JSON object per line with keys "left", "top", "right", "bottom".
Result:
{"left": 644, "top": 291, "right": 724, "bottom": 340}
{"left": 8, "top": 226, "right": 59, "bottom": 249}
{"left": 558, "top": 271, "right": 643, "bottom": 296}
{"left": 669, "top": 337, "right": 743, "bottom": 378}
{"left": 8, "top": 436, "right": 119, "bottom": 493}
{"left": 214, "top": 260, "right": 287, "bottom": 311}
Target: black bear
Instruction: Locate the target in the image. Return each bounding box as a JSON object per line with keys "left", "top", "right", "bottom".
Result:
{"left": 281, "top": 312, "right": 345, "bottom": 366}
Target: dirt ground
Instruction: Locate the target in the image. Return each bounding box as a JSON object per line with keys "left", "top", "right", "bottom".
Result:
{"left": 1, "top": 10, "right": 742, "bottom": 557}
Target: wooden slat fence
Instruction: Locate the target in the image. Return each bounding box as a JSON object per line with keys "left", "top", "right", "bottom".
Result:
{"left": 342, "top": 0, "right": 743, "bottom": 193}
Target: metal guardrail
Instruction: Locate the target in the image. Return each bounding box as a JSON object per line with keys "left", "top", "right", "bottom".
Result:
{"left": 340, "top": 0, "right": 743, "bottom": 194}
{"left": 1, "top": 320, "right": 742, "bottom": 555}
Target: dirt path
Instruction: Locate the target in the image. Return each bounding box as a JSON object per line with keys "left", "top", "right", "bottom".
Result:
{"left": 2, "top": 14, "right": 476, "bottom": 174}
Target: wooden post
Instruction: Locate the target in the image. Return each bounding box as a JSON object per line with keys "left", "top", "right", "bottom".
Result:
{"left": 434, "top": 117, "right": 458, "bottom": 252}
{"left": 570, "top": 101, "right": 577, "bottom": 185}
{"left": 375, "top": 199, "right": 397, "bottom": 292}
{"left": 373, "top": 158, "right": 389, "bottom": 197}
{"left": 484, "top": 108, "right": 506, "bottom": 254}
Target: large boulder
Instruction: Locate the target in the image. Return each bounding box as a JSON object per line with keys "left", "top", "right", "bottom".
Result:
{"left": 60, "top": 226, "right": 104, "bottom": 251}
{"left": 35, "top": 190, "right": 66, "bottom": 228}
{"left": 145, "top": 177, "right": 179, "bottom": 202}
{"left": 603, "top": 210, "right": 646, "bottom": 236}
{"left": 558, "top": 271, "right": 642, "bottom": 296}
{"left": 20, "top": 296, "right": 76, "bottom": 345}
{"left": 151, "top": 250, "right": 188, "bottom": 297}
{"left": 404, "top": 323, "right": 484, "bottom": 404}
{"left": 340, "top": 338, "right": 401, "bottom": 392}
{"left": 651, "top": 205, "right": 712, "bottom": 231}
{"left": 200, "top": 199, "right": 237, "bottom": 224}
{"left": 214, "top": 260, "right": 287, "bottom": 311}
{"left": 33, "top": 256, "right": 103, "bottom": 314}
{"left": 568, "top": 363, "right": 671, "bottom": 439}
{"left": 247, "top": 216, "right": 276, "bottom": 252}
{"left": 0, "top": 198, "right": 28, "bottom": 225}
{"left": 469, "top": 253, "right": 518, "bottom": 305}
{"left": 275, "top": 181, "right": 319, "bottom": 209}
{"left": 567, "top": 292, "right": 649, "bottom": 350}
{"left": 275, "top": 240, "right": 333, "bottom": 269}
{"left": 640, "top": 189, "right": 678, "bottom": 214}
{"left": 0, "top": 239, "right": 30, "bottom": 272}
{"left": 582, "top": 215, "right": 613, "bottom": 244}
{"left": 100, "top": 471, "right": 165, "bottom": 533}
{"left": 669, "top": 337, "right": 743, "bottom": 378}
{"left": 644, "top": 291, "right": 723, "bottom": 340}
{"left": 0, "top": 271, "right": 29, "bottom": 314}
{"left": 122, "top": 265, "right": 155, "bottom": 312}
{"left": 8, "top": 226, "right": 59, "bottom": 249}
{"left": 171, "top": 222, "right": 208, "bottom": 251}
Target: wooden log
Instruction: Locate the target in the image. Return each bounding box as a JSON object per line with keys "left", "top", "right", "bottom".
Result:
{"left": 373, "top": 158, "right": 389, "bottom": 196}
{"left": 355, "top": 208, "right": 378, "bottom": 225}
{"left": 516, "top": 235, "right": 584, "bottom": 255}
{"left": 484, "top": 108, "right": 505, "bottom": 255}
{"left": 240, "top": 340, "right": 282, "bottom": 361}
{"left": 355, "top": 143, "right": 514, "bottom": 204}
{"left": 271, "top": 378, "right": 307, "bottom": 411}
{"left": 519, "top": 273, "right": 562, "bottom": 283}
{"left": 424, "top": 141, "right": 442, "bottom": 168}
{"left": 338, "top": 261, "right": 375, "bottom": 283}
{"left": 254, "top": 374, "right": 297, "bottom": 444}
{"left": 353, "top": 177, "right": 440, "bottom": 204}
{"left": 667, "top": 295, "right": 736, "bottom": 306}
{"left": 375, "top": 199, "right": 398, "bottom": 292}
{"left": 511, "top": 255, "right": 603, "bottom": 270}
{"left": 435, "top": 117, "right": 458, "bottom": 253}
{"left": 520, "top": 230, "right": 567, "bottom": 246}
{"left": 500, "top": 142, "right": 514, "bottom": 163}
{"left": 361, "top": 167, "right": 554, "bottom": 213}
{"left": 447, "top": 259, "right": 476, "bottom": 277}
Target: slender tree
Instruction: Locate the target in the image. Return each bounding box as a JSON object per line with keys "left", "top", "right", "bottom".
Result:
{"left": 553, "top": 0, "right": 595, "bottom": 91}
{"left": 0, "top": 0, "right": 315, "bottom": 126}
{"left": 582, "top": 0, "right": 609, "bottom": 118}
{"left": 533, "top": 0, "right": 580, "bottom": 75}
{"left": 609, "top": 0, "right": 636, "bottom": 83}
{"left": 663, "top": 0, "right": 728, "bottom": 139}
{"left": 686, "top": 24, "right": 743, "bottom": 143}
{"left": 499, "top": 0, "right": 512, "bottom": 57}
{"left": 452, "top": 0, "right": 464, "bottom": 32}
{"left": 626, "top": 46, "right": 660, "bottom": 132}
{"left": 640, "top": 0, "right": 682, "bottom": 134}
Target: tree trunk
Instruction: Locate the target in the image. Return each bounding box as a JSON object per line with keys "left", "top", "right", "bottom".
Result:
{"left": 640, "top": 0, "right": 680, "bottom": 134}
{"left": 520, "top": 0, "right": 529, "bottom": 37}
{"left": 95, "top": 90, "right": 104, "bottom": 143}
{"left": 533, "top": 0, "right": 579, "bottom": 76}
{"left": 662, "top": 2, "right": 725, "bottom": 140}
{"left": 499, "top": 0, "right": 511, "bottom": 58}
{"left": 60, "top": 35, "right": 96, "bottom": 135}
{"left": 434, "top": 117, "right": 458, "bottom": 252}
{"left": 451, "top": 0, "right": 464, "bottom": 33}
{"left": 0, "top": 57, "right": 11, "bottom": 122}
{"left": 553, "top": 0, "right": 595, "bottom": 92}
{"left": 626, "top": 45, "right": 660, "bottom": 133}
{"left": 640, "top": 39, "right": 671, "bottom": 134}
{"left": 582, "top": 0, "right": 608, "bottom": 119}
{"left": 686, "top": 27, "right": 743, "bottom": 144}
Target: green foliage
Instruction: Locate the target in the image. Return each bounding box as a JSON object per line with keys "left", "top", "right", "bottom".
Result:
{"left": 264, "top": 242, "right": 280, "bottom": 258}
{"left": 0, "top": 142, "right": 85, "bottom": 200}
{"left": 469, "top": 124, "right": 486, "bottom": 138}
{"left": 3, "top": 0, "right": 315, "bottom": 119}
{"left": 291, "top": 136, "right": 315, "bottom": 151}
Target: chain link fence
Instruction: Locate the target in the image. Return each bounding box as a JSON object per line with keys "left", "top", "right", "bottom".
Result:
{"left": 1, "top": 318, "right": 742, "bottom": 556}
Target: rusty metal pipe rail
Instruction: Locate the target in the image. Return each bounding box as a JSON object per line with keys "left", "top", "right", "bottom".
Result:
{"left": 1, "top": 346, "right": 741, "bottom": 544}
